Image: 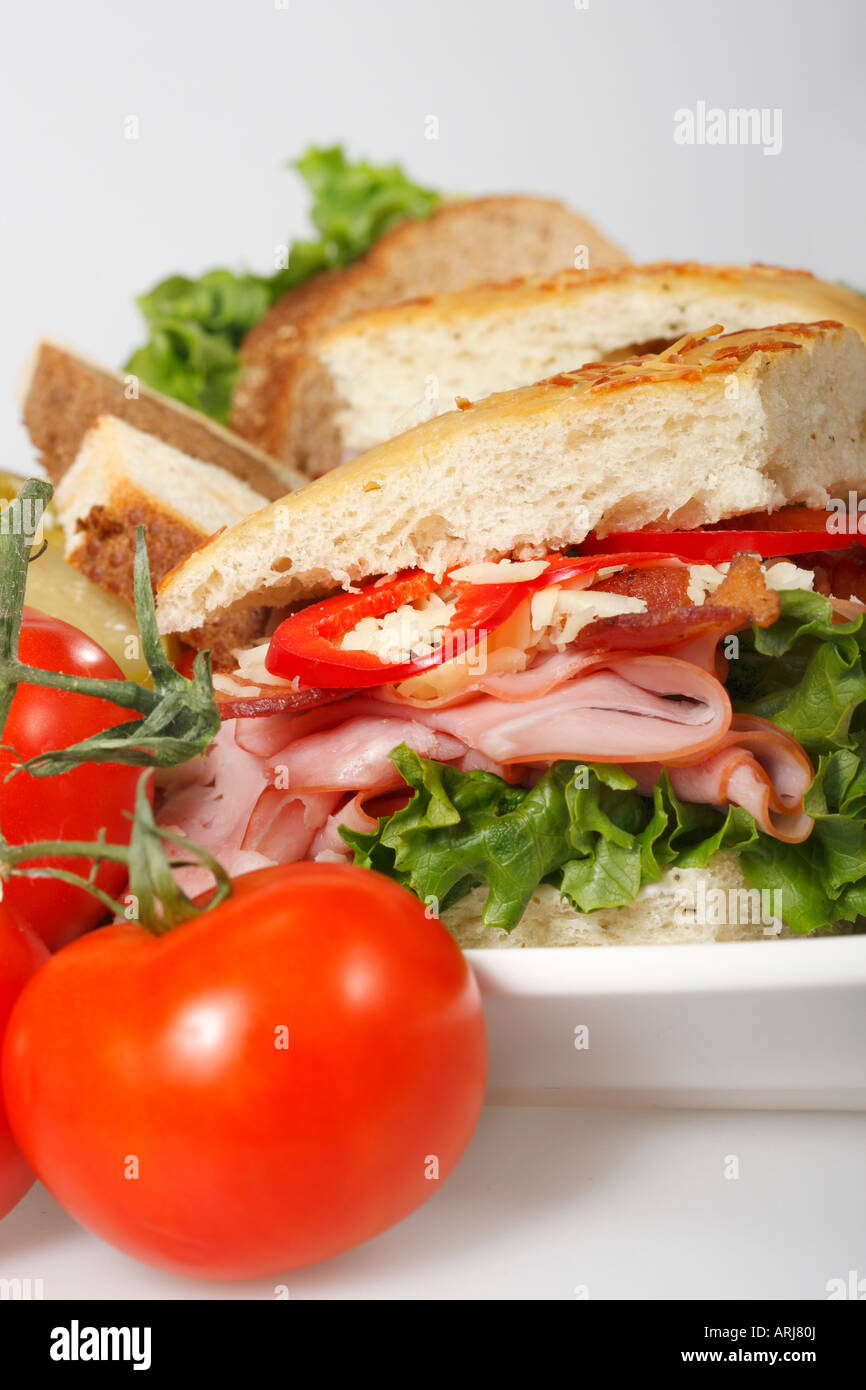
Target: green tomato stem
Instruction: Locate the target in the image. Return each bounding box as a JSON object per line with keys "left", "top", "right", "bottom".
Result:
{"left": 0, "top": 480, "right": 229, "bottom": 933}
{"left": 0, "top": 772, "right": 232, "bottom": 935}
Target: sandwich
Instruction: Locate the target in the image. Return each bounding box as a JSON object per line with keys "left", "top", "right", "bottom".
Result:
{"left": 289, "top": 263, "right": 866, "bottom": 474}
{"left": 230, "top": 195, "right": 627, "bottom": 474}
{"left": 53, "top": 415, "right": 275, "bottom": 667}
{"left": 155, "top": 322, "right": 866, "bottom": 947}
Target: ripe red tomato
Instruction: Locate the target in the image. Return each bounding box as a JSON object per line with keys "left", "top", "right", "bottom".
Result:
{"left": 2, "top": 863, "right": 487, "bottom": 1279}
{"left": 0, "top": 899, "right": 48, "bottom": 1218}
{"left": 0, "top": 608, "right": 142, "bottom": 950}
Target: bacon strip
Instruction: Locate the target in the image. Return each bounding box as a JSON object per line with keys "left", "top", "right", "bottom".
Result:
{"left": 214, "top": 680, "right": 356, "bottom": 722}
{"left": 574, "top": 603, "right": 746, "bottom": 652}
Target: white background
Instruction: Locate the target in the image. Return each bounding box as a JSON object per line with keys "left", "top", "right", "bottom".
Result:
{"left": 1, "top": 0, "right": 864, "bottom": 471}
{"left": 5, "top": 1107, "right": 865, "bottom": 1300}
{"left": 1, "top": 0, "right": 865, "bottom": 1302}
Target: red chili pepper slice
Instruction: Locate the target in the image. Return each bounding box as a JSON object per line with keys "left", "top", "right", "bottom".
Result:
{"left": 265, "top": 552, "right": 679, "bottom": 689}
{"left": 577, "top": 527, "right": 853, "bottom": 564}
{"left": 265, "top": 568, "right": 521, "bottom": 688}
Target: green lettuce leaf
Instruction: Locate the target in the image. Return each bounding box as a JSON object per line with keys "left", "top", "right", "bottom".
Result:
{"left": 340, "top": 745, "right": 756, "bottom": 932}
{"left": 125, "top": 146, "right": 442, "bottom": 422}
{"left": 727, "top": 589, "right": 866, "bottom": 753}
{"left": 732, "top": 747, "right": 866, "bottom": 933}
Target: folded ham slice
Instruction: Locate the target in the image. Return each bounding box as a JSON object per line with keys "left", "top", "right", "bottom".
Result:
{"left": 364, "top": 655, "right": 731, "bottom": 766}
{"left": 265, "top": 717, "right": 466, "bottom": 793}
{"left": 157, "top": 634, "right": 813, "bottom": 891}
{"left": 379, "top": 647, "right": 602, "bottom": 708}
{"left": 625, "top": 715, "right": 814, "bottom": 842}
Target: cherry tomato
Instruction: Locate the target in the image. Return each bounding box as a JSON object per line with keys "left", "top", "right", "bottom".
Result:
{"left": 2, "top": 863, "right": 487, "bottom": 1279}
{"left": 0, "top": 608, "right": 144, "bottom": 950}
{"left": 0, "top": 899, "right": 48, "bottom": 1219}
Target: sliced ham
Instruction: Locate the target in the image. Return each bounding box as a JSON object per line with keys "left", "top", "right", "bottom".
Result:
{"left": 157, "top": 721, "right": 267, "bottom": 858}
{"left": 370, "top": 655, "right": 732, "bottom": 765}
{"left": 158, "top": 615, "right": 814, "bottom": 885}
{"left": 264, "top": 717, "right": 466, "bottom": 793}
{"left": 308, "top": 791, "right": 385, "bottom": 861}
{"left": 234, "top": 700, "right": 357, "bottom": 757}
{"left": 171, "top": 847, "right": 276, "bottom": 902}
{"left": 657, "top": 621, "right": 737, "bottom": 677}
{"left": 241, "top": 787, "right": 341, "bottom": 861}
{"left": 158, "top": 719, "right": 341, "bottom": 883}
{"left": 829, "top": 596, "right": 866, "bottom": 622}
{"left": 381, "top": 647, "right": 604, "bottom": 708}
{"left": 625, "top": 715, "right": 814, "bottom": 843}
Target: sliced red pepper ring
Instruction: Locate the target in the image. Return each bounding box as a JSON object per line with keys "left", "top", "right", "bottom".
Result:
{"left": 578, "top": 525, "right": 854, "bottom": 564}
{"left": 265, "top": 552, "right": 681, "bottom": 689}
{"left": 266, "top": 567, "right": 524, "bottom": 688}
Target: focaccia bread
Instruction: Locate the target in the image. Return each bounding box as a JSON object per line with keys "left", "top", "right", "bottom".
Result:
{"left": 230, "top": 195, "right": 627, "bottom": 474}
{"left": 157, "top": 321, "right": 866, "bottom": 636}
{"left": 310, "top": 262, "right": 866, "bottom": 471}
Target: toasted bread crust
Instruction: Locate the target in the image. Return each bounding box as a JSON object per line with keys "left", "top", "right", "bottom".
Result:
{"left": 22, "top": 340, "right": 300, "bottom": 499}
{"left": 501, "top": 320, "right": 846, "bottom": 395}
{"left": 321, "top": 261, "right": 866, "bottom": 341}
{"left": 69, "top": 490, "right": 266, "bottom": 668}
{"left": 230, "top": 196, "right": 627, "bottom": 470}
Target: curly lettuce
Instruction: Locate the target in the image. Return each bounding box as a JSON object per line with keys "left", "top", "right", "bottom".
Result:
{"left": 125, "top": 147, "right": 442, "bottom": 423}
{"left": 340, "top": 747, "right": 756, "bottom": 932}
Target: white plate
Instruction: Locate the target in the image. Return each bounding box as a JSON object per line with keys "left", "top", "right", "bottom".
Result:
{"left": 468, "top": 936, "right": 866, "bottom": 1110}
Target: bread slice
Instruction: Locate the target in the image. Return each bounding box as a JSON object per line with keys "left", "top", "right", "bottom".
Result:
{"left": 315, "top": 262, "right": 866, "bottom": 467}
{"left": 230, "top": 195, "right": 628, "bottom": 475}
{"left": 444, "top": 854, "right": 795, "bottom": 947}
{"left": 56, "top": 416, "right": 272, "bottom": 666}
{"left": 22, "top": 339, "right": 301, "bottom": 499}
{"left": 156, "top": 322, "right": 866, "bottom": 636}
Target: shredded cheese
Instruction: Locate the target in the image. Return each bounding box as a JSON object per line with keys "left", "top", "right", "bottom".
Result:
{"left": 448, "top": 559, "right": 550, "bottom": 584}
{"left": 230, "top": 640, "right": 301, "bottom": 688}
{"left": 339, "top": 593, "right": 457, "bottom": 665}
{"left": 763, "top": 561, "right": 815, "bottom": 592}
{"left": 686, "top": 564, "right": 728, "bottom": 604}
{"left": 530, "top": 585, "right": 646, "bottom": 646}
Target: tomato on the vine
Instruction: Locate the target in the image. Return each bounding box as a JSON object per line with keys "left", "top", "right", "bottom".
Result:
{"left": 0, "top": 608, "right": 144, "bottom": 950}
{"left": 0, "top": 899, "right": 47, "bottom": 1218}
{"left": 3, "top": 862, "right": 487, "bottom": 1279}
